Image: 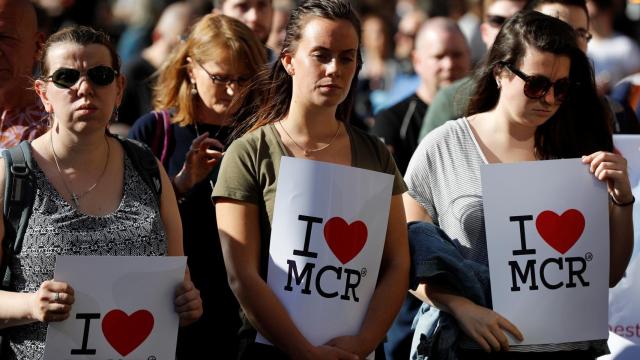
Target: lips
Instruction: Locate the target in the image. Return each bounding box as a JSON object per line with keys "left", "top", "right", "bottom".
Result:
{"left": 76, "top": 103, "right": 98, "bottom": 110}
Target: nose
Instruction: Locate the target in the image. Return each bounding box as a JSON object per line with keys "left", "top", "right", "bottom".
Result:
{"left": 325, "top": 58, "right": 338, "bottom": 77}
{"left": 543, "top": 86, "right": 556, "bottom": 105}
{"left": 226, "top": 83, "right": 236, "bottom": 96}
{"left": 75, "top": 75, "right": 94, "bottom": 97}
{"left": 245, "top": 7, "right": 258, "bottom": 24}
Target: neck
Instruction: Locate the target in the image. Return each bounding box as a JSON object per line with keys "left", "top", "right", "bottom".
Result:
{"left": 194, "top": 100, "right": 231, "bottom": 126}
{"left": 284, "top": 100, "right": 340, "bottom": 138}
{"left": 49, "top": 126, "right": 109, "bottom": 165}
{"left": 486, "top": 107, "right": 537, "bottom": 146}
{"left": 416, "top": 82, "right": 436, "bottom": 104}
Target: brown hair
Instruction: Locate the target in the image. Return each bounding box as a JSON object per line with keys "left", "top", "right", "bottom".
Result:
{"left": 39, "top": 26, "right": 120, "bottom": 77}
{"left": 235, "top": 0, "right": 362, "bottom": 136}
{"left": 153, "top": 14, "right": 267, "bottom": 127}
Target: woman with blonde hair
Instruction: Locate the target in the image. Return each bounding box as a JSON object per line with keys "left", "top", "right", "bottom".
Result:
{"left": 129, "top": 13, "right": 268, "bottom": 358}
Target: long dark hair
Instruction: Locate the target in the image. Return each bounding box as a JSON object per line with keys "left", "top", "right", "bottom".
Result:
{"left": 467, "top": 10, "right": 612, "bottom": 159}
{"left": 234, "top": 0, "right": 363, "bottom": 136}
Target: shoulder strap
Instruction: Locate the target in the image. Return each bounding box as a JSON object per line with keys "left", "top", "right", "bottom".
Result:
{"left": 160, "top": 110, "right": 172, "bottom": 165}
{"left": 150, "top": 110, "right": 173, "bottom": 167}
{"left": 2, "top": 141, "right": 36, "bottom": 286}
{"left": 115, "top": 135, "right": 162, "bottom": 204}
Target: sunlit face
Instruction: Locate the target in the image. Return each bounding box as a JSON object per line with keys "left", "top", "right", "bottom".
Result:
{"left": 188, "top": 51, "right": 249, "bottom": 121}
{"left": 0, "top": 1, "right": 39, "bottom": 104}
{"left": 35, "top": 42, "right": 123, "bottom": 133}
{"left": 481, "top": 0, "right": 526, "bottom": 48}
{"left": 283, "top": 17, "right": 359, "bottom": 110}
{"left": 535, "top": 4, "right": 590, "bottom": 53}
{"left": 413, "top": 27, "right": 471, "bottom": 94}
{"left": 497, "top": 45, "right": 571, "bottom": 128}
{"left": 221, "top": 0, "right": 273, "bottom": 43}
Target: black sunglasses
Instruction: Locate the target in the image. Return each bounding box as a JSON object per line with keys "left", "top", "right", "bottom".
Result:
{"left": 486, "top": 14, "right": 508, "bottom": 27}
{"left": 45, "top": 66, "right": 119, "bottom": 89}
{"left": 501, "top": 62, "right": 571, "bottom": 103}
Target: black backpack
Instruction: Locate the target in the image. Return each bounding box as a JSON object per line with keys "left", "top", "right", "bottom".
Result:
{"left": 1, "top": 135, "right": 162, "bottom": 288}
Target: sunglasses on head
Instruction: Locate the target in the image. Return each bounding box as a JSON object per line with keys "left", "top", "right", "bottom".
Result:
{"left": 45, "top": 66, "right": 118, "bottom": 89}
{"left": 486, "top": 14, "right": 508, "bottom": 27}
{"left": 501, "top": 62, "right": 571, "bottom": 103}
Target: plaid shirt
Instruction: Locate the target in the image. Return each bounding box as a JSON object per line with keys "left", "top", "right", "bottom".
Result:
{"left": 0, "top": 99, "right": 48, "bottom": 150}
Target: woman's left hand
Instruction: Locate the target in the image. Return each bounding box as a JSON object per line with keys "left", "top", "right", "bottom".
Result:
{"left": 326, "top": 335, "right": 367, "bottom": 359}
{"left": 582, "top": 151, "right": 633, "bottom": 204}
{"left": 174, "top": 271, "right": 203, "bottom": 327}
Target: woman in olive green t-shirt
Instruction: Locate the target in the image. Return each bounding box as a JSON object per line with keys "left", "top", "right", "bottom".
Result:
{"left": 213, "top": 1, "right": 410, "bottom": 359}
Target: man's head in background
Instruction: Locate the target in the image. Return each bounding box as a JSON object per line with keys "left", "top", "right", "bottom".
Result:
{"left": 0, "top": 0, "right": 43, "bottom": 108}
{"left": 413, "top": 17, "right": 471, "bottom": 102}
{"left": 528, "top": 0, "right": 591, "bottom": 52}
{"left": 213, "top": 0, "right": 273, "bottom": 43}
{"left": 480, "top": 0, "right": 528, "bottom": 48}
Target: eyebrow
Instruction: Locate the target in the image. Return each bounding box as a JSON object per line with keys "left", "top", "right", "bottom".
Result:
{"left": 310, "top": 46, "right": 357, "bottom": 54}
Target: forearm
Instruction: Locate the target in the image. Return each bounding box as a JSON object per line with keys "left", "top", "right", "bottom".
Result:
{"left": 0, "top": 291, "right": 35, "bottom": 329}
{"left": 356, "top": 257, "right": 410, "bottom": 354}
{"left": 609, "top": 203, "right": 634, "bottom": 286}
{"left": 230, "top": 272, "right": 316, "bottom": 358}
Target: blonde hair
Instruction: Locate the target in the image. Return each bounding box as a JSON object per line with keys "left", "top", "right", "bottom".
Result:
{"left": 153, "top": 14, "right": 267, "bottom": 127}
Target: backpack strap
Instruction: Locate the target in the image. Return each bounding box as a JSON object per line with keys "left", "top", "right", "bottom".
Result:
{"left": 114, "top": 135, "right": 162, "bottom": 204}
{"left": 2, "top": 141, "right": 36, "bottom": 286}
{"left": 150, "top": 110, "right": 173, "bottom": 167}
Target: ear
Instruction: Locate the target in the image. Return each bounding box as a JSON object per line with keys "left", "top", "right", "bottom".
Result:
{"left": 34, "top": 80, "right": 53, "bottom": 113}
{"left": 411, "top": 49, "right": 420, "bottom": 73}
{"left": 281, "top": 52, "right": 294, "bottom": 76}
{"left": 114, "top": 74, "right": 126, "bottom": 107}
{"left": 186, "top": 56, "right": 196, "bottom": 82}
{"left": 480, "top": 22, "right": 492, "bottom": 47}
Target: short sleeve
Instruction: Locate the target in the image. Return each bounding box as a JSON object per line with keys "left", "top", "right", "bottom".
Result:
{"left": 212, "top": 136, "right": 262, "bottom": 204}
{"left": 404, "top": 134, "right": 437, "bottom": 221}
{"left": 370, "top": 131, "right": 407, "bottom": 195}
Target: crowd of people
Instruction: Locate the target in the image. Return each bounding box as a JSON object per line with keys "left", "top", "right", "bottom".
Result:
{"left": 0, "top": 0, "right": 638, "bottom": 359}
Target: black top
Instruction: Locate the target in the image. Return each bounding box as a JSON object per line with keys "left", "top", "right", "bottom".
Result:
{"left": 128, "top": 112, "right": 239, "bottom": 359}
{"left": 371, "top": 93, "right": 428, "bottom": 174}
{"left": 119, "top": 57, "right": 156, "bottom": 125}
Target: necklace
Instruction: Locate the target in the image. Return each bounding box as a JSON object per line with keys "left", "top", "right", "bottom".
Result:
{"left": 193, "top": 120, "right": 226, "bottom": 140}
{"left": 278, "top": 120, "right": 341, "bottom": 157}
{"left": 50, "top": 131, "right": 110, "bottom": 207}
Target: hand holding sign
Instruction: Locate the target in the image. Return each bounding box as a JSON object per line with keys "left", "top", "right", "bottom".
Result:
{"left": 31, "top": 280, "right": 75, "bottom": 323}
{"left": 582, "top": 151, "right": 633, "bottom": 205}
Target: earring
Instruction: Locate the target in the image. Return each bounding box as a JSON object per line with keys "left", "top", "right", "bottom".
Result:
{"left": 496, "top": 80, "right": 501, "bottom": 90}
{"left": 111, "top": 108, "right": 119, "bottom": 123}
{"left": 191, "top": 83, "right": 198, "bottom": 95}
{"left": 47, "top": 111, "right": 54, "bottom": 127}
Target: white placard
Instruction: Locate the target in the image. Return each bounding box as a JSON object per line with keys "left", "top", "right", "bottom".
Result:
{"left": 609, "top": 135, "right": 640, "bottom": 344}
{"left": 257, "top": 156, "right": 394, "bottom": 347}
{"left": 481, "top": 158, "right": 609, "bottom": 345}
{"left": 43, "top": 256, "right": 186, "bottom": 360}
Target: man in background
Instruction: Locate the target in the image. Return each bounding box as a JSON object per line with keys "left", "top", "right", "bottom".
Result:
{"left": 0, "top": 0, "right": 46, "bottom": 149}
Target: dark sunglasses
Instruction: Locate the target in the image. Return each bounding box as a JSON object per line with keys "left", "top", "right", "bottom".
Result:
{"left": 501, "top": 62, "right": 571, "bottom": 103}
{"left": 486, "top": 14, "right": 508, "bottom": 27}
{"left": 45, "top": 66, "right": 118, "bottom": 89}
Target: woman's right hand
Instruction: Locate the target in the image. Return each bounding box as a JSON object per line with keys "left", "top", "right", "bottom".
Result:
{"left": 449, "top": 297, "right": 523, "bottom": 352}
{"left": 173, "top": 132, "right": 225, "bottom": 194}
{"left": 30, "top": 280, "right": 74, "bottom": 322}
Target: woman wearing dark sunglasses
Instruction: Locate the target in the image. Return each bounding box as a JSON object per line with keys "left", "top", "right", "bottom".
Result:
{"left": 404, "top": 11, "right": 632, "bottom": 359}
{"left": 0, "top": 26, "right": 202, "bottom": 360}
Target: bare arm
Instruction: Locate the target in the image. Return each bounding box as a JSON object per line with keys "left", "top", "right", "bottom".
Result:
{"left": 582, "top": 152, "right": 634, "bottom": 286}
{"left": 328, "top": 194, "right": 410, "bottom": 357}
{"left": 216, "top": 198, "right": 357, "bottom": 360}
{"left": 402, "top": 192, "right": 523, "bottom": 352}
{"left": 156, "top": 159, "right": 203, "bottom": 326}
{"left": 0, "top": 157, "right": 74, "bottom": 329}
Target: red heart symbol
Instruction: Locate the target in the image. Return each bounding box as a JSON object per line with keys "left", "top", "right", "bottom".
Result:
{"left": 323, "top": 217, "right": 368, "bottom": 264}
{"left": 535, "top": 209, "right": 585, "bottom": 254}
{"left": 102, "top": 309, "right": 154, "bottom": 356}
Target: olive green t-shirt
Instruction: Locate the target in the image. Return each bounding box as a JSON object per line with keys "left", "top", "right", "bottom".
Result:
{"left": 212, "top": 123, "right": 406, "bottom": 339}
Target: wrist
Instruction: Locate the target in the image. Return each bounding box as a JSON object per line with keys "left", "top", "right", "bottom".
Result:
{"left": 611, "top": 194, "right": 635, "bottom": 207}
{"left": 286, "top": 340, "right": 316, "bottom": 360}
{"left": 172, "top": 171, "right": 191, "bottom": 196}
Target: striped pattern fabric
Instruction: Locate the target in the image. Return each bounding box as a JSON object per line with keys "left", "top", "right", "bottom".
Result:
{"left": 405, "top": 117, "right": 601, "bottom": 352}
